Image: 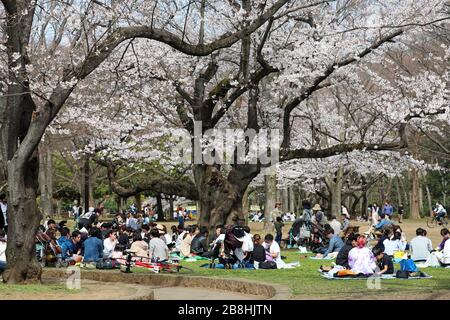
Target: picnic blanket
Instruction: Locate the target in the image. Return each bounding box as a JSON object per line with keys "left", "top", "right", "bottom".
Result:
{"left": 200, "top": 262, "right": 255, "bottom": 269}
{"left": 309, "top": 256, "right": 335, "bottom": 260}
{"left": 170, "top": 253, "right": 210, "bottom": 261}
{"left": 318, "top": 270, "right": 432, "bottom": 280}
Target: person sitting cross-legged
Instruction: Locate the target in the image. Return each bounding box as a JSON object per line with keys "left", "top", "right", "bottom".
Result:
{"left": 82, "top": 227, "right": 104, "bottom": 264}
{"left": 373, "top": 246, "right": 394, "bottom": 275}
{"left": 348, "top": 236, "right": 377, "bottom": 275}
{"left": 149, "top": 228, "right": 169, "bottom": 262}
{"left": 410, "top": 228, "right": 433, "bottom": 262}
{"left": 315, "top": 228, "right": 345, "bottom": 259}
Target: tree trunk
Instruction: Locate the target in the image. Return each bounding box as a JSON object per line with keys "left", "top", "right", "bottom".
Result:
{"left": 242, "top": 187, "right": 250, "bottom": 225}
{"left": 328, "top": 167, "right": 344, "bottom": 218}
{"left": 425, "top": 184, "right": 433, "bottom": 216}
{"left": 395, "top": 176, "right": 402, "bottom": 207}
{"left": 195, "top": 164, "right": 258, "bottom": 240}
{"left": 3, "top": 153, "right": 43, "bottom": 283}
{"left": 134, "top": 194, "right": 141, "bottom": 211}
{"left": 263, "top": 168, "right": 277, "bottom": 232}
{"left": 289, "top": 186, "right": 296, "bottom": 214}
{"left": 410, "top": 169, "right": 420, "bottom": 219}
{"left": 38, "top": 143, "right": 53, "bottom": 217}
{"left": 83, "top": 155, "right": 90, "bottom": 213}
{"left": 156, "top": 194, "right": 164, "bottom": 221}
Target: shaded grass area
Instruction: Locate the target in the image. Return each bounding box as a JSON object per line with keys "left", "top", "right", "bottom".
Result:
{"left": 132, "top": 250, "right": 450, "bottom": 299}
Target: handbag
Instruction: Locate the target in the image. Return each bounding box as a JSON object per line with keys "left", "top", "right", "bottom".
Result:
{"left": 400, "top": 259, "right": 418, "bottom": 272}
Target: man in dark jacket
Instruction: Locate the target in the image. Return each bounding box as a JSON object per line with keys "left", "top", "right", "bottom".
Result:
{"left": 336, "top": 233, "right": 359, "bottom": 268}
{"left": 191, "top": 226, "right": 208, "bottom": 255}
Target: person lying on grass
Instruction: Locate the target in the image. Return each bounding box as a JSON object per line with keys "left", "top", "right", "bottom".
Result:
{"left": 373, "top": 247, "right": 394, "bottom": 275}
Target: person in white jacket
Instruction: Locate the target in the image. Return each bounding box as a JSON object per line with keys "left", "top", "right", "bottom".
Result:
{"left": 0, "top": 230, "right": 7, "bottom": 272}
{"left": 383, "top": 232, "right": 407, "bottom": 256}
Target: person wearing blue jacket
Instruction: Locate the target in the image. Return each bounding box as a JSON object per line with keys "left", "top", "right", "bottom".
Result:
{"left": 316, "top": 228, "right": 345, "bottom": 258}
{"left": 82, "top": 227, "right": 104, "bottom": 262}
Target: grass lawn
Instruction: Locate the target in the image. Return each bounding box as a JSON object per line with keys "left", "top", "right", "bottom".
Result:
{"left": 0, "top": 283, "right": 75, "bottom": 296}
{"left": 165, "top": 250, "right": 450, "bottom": 299}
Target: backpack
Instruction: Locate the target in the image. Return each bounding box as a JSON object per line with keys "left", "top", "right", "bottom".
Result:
{"left": 396, "top": 270, "right": 409, "bottom": 279}
{"left": 224, "top": 225, "right": 244, "bottom": 250}
{"left": 96, "top": 258, "right": 119, "bottom": 270}
{"left": 400, "top": 259, "right": 418, "bottom": 272}
{"left": 259, "top": 261, "right": 277, "bottom": 269}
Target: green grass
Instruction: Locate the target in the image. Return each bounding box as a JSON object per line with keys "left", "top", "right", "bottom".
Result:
{"left": 0, "top": 283, "right": 76, "bottom": 295}
{"left": 136, "top": 250, "right": 450, "bottom": 299}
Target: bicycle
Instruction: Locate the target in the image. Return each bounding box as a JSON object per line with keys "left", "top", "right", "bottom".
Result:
{"left": 427, "top": 212, "right": 448, "bottom": 228}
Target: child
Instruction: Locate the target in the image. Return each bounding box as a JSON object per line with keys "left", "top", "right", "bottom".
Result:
{"left": 274, "top": 217, "right": 284, "bottom": 245}
{"left": 373, "top": 247, "right": 394, "bottom": 275}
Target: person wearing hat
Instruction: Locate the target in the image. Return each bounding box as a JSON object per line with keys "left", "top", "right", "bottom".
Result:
{"left": 347, "top": 236, "right": 376, "bottom": 275}
{"left": 312, "top": 204, "right": 325, "bottom": 225}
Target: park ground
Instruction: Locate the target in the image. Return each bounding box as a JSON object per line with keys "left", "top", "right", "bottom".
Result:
{"left": 0, "top": 219, "right": 449, "bottom": 300}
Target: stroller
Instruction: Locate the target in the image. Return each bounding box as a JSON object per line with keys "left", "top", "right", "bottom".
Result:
{"left": 209, "top": 225, "right": 246, "bottom": 269}
{"left": 289, "top": 218, "right": 312, "bottom": 248}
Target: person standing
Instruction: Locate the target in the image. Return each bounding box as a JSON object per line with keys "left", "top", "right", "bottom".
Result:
{"left": 382, "top": 201, "right": 393, "bottom": 220}
{"left": 274, "top": 217, "right": 284, "bottom": 245}
{"left": 397, "top": 204, "right": 404, "bottom": 223}
{"left": 0, "top": 194, "right": 7, "bottom": 233}
{"left": 371, "top": 203, "right": 380, "bottom": 226}
{"left": 270, "top": 203, "right": 282, "bottom": 232}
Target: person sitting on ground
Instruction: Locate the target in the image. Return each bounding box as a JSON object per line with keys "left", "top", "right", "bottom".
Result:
{"left": 410, "top": 228, "right": 433, "bottom": 262}
{"left": 341, "top": 214, "right": 350, "bottom": 234}
{"left": 158, "top": 224, "right": 172, "bottom": 246}
{"left": 169, "top": 225, "right": 179, "bottom": 249}
{"left": 175, "top": 226, "right": 187, "bottom": 252}
{"left": 0, "top": 230, "right": 7, "bottom": 273}
{"left": 426, "top": 228, "right": 450, "bottom": 266}
{"left": 374, "top": 227, "right": 393, "bottom": 251}
{"left": 180, "top": 225, "right": 194, "bottom": 257}
{"left": 366, "top": 214, "right": 393, "bottom": 237}
{"left": 382, "top": 231, "right": 407, "bottom": 257}
{"left": 126, "top": 213, "right": 139, "bottom": 231}
{"left": 82, "top": 227, "right": 104, "bottom": 263}
{"left": 348, "top": 236, "right": 376, "bottom": 275}
{"left": 316, "top": 228, "right": 345, "bottom": 259}
{"left": 373, "top": 246, "right": 394, "bottom": 275}
{"left": 274, "top": 216, "right": 284, "bottom": 244}
{"left": 118, "top": 226, "right": 131, "bottom": 249}
{"left": 111, "top": 244, "right": 124, "bottom": 260}
{"left": 202, "top": 226, "right": 225, "bottom": 259}
{"left": 129, "top": 231, "right": 149, "bottom": 258}
{"left": 103, "top": 230, "right": 118, "bottom": 258}
{"left": 262, "top": 234, "right": 287, "bottom": 268}
{"left": 335, "top": 233, "right": 359, "bottom": 269}
{"left": 329, "top": 215, "right": 342, "bottom": 237}
{"left": 252, "top": 234, "right": 266, "bottom": 264}
{"left": 58, "top": 228, "right": 83, "bottom": 263}
{"left": 234, "top": 226, "right": 254, "bottom": 263}
{"left": 149, "top": 228, "right": 169, "bottom": 262}
{"left": 191, "top": 226, "right": 208, "bottom": 255}
{"left": 45, "top": 219, "right": 57, "bottom": 232}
